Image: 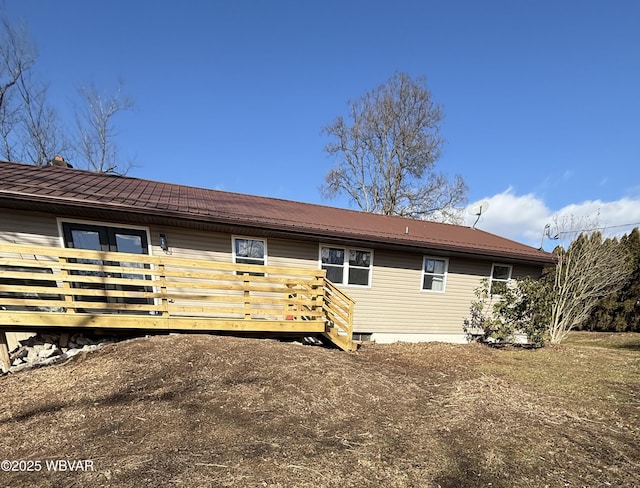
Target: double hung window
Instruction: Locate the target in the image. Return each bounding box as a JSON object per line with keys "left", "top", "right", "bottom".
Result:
{"left": 422, "top": 257, "right": 448, "bottom": 292}
{"left": 320, "top": 246, "right": 372, "bottom": 286}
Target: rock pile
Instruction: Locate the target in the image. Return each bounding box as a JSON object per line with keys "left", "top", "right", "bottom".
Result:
{"left": 5, "top": 331, "right": 121, "bottom": 374}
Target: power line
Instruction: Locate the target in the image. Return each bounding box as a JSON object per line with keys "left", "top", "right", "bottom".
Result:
{"left": 556, "top": 221, "right": 640, "bottom": 236}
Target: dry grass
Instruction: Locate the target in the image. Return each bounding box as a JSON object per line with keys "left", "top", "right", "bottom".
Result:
{"left": 564, "top": 331, "right": 640, "bottom": 350}
{"left": 0, "top": 331, "right": 638, "bottom": 487}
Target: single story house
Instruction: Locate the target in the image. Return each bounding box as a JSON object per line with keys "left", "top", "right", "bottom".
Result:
{"left": 0, "top": 160, "right": 554, "bottom": 350}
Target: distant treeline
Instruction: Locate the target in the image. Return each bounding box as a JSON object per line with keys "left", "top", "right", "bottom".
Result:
{"left": 579, "top": 227, "right": 640, "bottom": 332}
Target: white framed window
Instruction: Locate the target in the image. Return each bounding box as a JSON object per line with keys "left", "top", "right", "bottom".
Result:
{"left": 233, "top": 237, "right": 266, "bottom": 275}
{"left": 490, "top": 263, "right": 512, "bottom": 295}
{"left": 421, "top": 257, "right": 448, "bottom": 292}
{"left": 320, "top": 245, "right": 373, "bottom": 287}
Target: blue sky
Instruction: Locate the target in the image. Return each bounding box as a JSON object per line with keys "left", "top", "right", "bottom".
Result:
{"left": 4, "top": 0, "right": 640, "bottom": 249}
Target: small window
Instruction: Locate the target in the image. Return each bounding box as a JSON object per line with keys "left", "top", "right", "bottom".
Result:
{"left": 490, "top": 264, "right": 512, "bottom": 295}
{"left": 233, "top": 237, "right": 266, "bottom": 275}
{"left": 320, "top": 245, "right": 372, "bottom": 286}
{"left": 422, "top": 257, "right": 448, "bottom": 292}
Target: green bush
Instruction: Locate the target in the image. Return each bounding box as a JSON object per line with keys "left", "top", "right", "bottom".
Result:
{"left": 464, "top": 277, "right": 550, "bottom": 347}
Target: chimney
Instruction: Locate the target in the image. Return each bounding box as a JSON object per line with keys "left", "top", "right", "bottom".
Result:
{"left": 48, "top": 155, "right": 73, "bottom": 168}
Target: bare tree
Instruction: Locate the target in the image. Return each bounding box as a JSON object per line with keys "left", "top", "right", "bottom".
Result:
{"left": 547, "top": 215, "right": 632, "bottom": 343}
{"left": 0, "top": 15, "right": 35, "bottom": 162}
{"left": 17, "top": 75, "right": 68, "bottom": 166}
{"left": 1, "top": 15, "right": 136, "bottom": 172}
{"left": 322, "top": 72, "right": 467, "bottom": 223}
{"left": 0, "top": 86, "right": 18, "bottom": 160}
{"left": 0, "top": 14, "right": 67, "bottom": 165}
{"left": 74, "top": 82, "right": 134, "bottom": 174}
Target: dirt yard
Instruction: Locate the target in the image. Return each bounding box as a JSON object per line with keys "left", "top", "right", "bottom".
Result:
{"left": 0, "top": 332, "right": 638, "bottom": 487}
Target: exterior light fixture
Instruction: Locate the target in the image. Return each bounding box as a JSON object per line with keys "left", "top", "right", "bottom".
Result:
{"left": 160, "top": 233, "right": 169, "bottom": 252}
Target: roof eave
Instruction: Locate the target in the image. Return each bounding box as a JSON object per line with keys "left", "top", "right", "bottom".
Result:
{"left": 0, "top": 191, "right": 556, "bottom": 265}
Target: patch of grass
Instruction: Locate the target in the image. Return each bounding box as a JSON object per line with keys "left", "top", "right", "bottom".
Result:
{"left": 478, "top": 332, "right": 640, "bottom": 402}
{"left": 564, "top": 331, "right": 640, "bottom": 350}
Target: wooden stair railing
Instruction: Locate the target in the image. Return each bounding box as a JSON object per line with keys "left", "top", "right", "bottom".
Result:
{"left": 321, "top": 279, "right": 356, "bottom": 351}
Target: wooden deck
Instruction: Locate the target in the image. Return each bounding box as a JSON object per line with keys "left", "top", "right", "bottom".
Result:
{"left": 0, "top": 243, "right": 355, "bottom": 370}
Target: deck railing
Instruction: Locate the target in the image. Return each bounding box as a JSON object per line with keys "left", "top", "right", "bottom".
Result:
{"left": 0, "top": 243, "right": 355, "bottom": 354}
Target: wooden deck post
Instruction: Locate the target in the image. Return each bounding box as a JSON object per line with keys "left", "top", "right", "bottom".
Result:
{"left": 58, "top": 256, "right": 76, "bottom": 313}
{"left": 243, "top": 275, "right": 251, "bottom": 319}
{"left": 0, "top": 329, "right": 10, "bottom": 373}
{"left": 314, "top": 279, "right": 324, "bottom": 320}
{"left": 284, "top": 283, "right": 294, "bottom": 319}
{"left": 158, "top": 264, "right": 169, "bottom": 317}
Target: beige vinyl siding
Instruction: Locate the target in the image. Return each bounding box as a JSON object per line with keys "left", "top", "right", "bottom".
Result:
{"left": 267, "top": 238, "right": 317, "bottom": 268}
{"left": 0, "top": 210, "right": 60, "bottom": 247}
{"left": 146, "top": 229, "right": 319, "bottom": 268}
{"left": 147, "top": 226, "right": 229, "bottom": 261}
{"left": 338, "top": 252, "right": 544, "bottom": 335}
{"left": 341, "top": 249, "right": 487, "bottom": 334}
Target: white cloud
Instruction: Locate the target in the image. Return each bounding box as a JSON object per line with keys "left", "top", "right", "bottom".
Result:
{"left": 467, "top": 189, "right": 640, "bottom": 248}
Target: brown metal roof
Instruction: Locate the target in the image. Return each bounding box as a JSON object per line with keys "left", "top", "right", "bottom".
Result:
{"left": 0, "top": 161, "right": 554, "bottom": 264}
